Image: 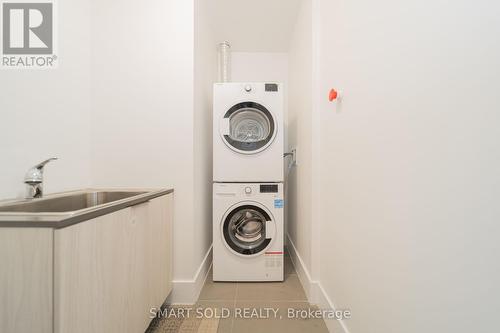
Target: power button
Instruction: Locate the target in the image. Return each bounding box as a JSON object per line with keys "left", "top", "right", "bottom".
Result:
{"left": 244, "top": 187, "right": 252, "bottom": 194}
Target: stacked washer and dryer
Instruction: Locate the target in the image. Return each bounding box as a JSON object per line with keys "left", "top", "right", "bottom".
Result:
{"left": 213, "top": 82, "right": 285, "bottom": 282}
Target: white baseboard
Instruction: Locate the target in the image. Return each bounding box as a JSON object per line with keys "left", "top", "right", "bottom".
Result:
{"left": 167, "top": 246, "right": 212, "bottom": 305}
{"left": 286, "top": 234, "right": 316, "bottom": 300}
{"left": 286, "top": 234, "right": 350, "bottom": 333}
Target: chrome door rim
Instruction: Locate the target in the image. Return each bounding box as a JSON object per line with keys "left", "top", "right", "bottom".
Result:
{"left": 220, "top": 102, "right": 277, "bottom": 155}
{"left": 220, "top": 201, "right": 275, "bottom": 257}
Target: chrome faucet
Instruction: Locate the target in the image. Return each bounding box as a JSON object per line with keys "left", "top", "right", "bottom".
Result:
{"left": 24, "top": 158, "right": 58, "bottom": 199}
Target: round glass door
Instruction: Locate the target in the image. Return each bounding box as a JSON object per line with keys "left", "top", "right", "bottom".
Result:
{"left": 222, "top": 204, "right": 273, "bottom": 256}
{"left": 222, "top": 102, "right": 276, "bottom": 154}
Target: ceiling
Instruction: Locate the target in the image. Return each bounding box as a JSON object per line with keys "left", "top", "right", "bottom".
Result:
{"left": 208, "top": 0, "right": 302, "bottom": 52}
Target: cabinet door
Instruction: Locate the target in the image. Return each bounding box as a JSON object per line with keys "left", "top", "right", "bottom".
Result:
{"left": 148, "top": 194, "right": 173, "bottom": 308}
{"left": 55, "top": 207, "right": 137, "bottom": 333}
{"left": 0, "top": 228, "right": 53, "bottom": 333}
{"left": 128, "top": 195, "right": 174, "bottom": 328}
{"left": 128, "top": 201, "right": 153, "bottom": 332}
{"left": 54, "top": 195, "right": 174, "bottom": 333}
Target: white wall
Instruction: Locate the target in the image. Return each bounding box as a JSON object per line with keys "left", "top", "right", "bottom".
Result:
{"left": 231, "top": 52, "right": 289, "bottom": 84}
{"left": 286, "top": 0, "right": 316, "bottom": 287}
{"left": 89, "top": 0, "right": 201, "bottom": 286}
{"left": 0, "top": 0, "right": 92, "bottom": 200}
{"left": 89, "top": 0, "right": 216, "bottom": 303}
{"left": 209, "top": 0, "right": 301, "bottom": 52}
{"left": 193, "top": 0, "right": 216, "bottom": 284}
{"left": 316, "top": 0, "right": 500, "bottom": 332}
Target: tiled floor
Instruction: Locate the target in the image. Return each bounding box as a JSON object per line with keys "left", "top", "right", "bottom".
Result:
{"left": 149, "top": 252, "right": 329, "bottom": 333}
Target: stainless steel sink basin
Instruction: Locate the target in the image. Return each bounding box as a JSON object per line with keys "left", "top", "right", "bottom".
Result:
{"left": 0, "top": 191, "right": 147, "bottom": 213}
{"left": 0, "top": 188, "right": 173, "bottom": 228}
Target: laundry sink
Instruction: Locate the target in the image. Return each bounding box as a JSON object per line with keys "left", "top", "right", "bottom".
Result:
{"left": 0, "top": 191, "right": 147, "bottom": 213}
{"left": 0, "top": 188, "right": 173, "bottom": 228}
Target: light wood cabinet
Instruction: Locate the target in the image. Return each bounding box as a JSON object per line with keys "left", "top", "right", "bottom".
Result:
{"left": 0, "top": 228, "right": 53, "bottom": 333}
{"left": 0, "top": 193, "right": 173, "bottom": 333}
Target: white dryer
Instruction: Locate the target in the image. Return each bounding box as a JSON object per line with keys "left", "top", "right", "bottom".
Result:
{"left": 213, "top": 182, "right": 284, "bottom": 281}
{"left": 213, "top": 82, "right": 284, "bottom": 182}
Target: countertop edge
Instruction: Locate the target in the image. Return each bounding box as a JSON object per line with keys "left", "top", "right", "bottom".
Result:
{"left": 0, "top": 188, "right": 174, "bottom": 229}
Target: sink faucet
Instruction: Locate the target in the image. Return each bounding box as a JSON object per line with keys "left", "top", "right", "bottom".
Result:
{"left": 24, "top": 158, "right": 58, "bottom": 199}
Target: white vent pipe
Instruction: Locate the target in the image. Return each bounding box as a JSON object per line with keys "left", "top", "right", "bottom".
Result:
{"left": 218, "top": 41, "right": 231, "bottom": 82}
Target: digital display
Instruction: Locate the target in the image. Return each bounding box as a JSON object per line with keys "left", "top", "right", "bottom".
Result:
{"left": 260, "top": 184, "right": 278, "bottom": 193}
{"left": 265, "top": 83, "right": 278, "bottom": 92}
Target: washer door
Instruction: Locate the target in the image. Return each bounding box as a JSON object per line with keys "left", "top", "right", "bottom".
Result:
{"left": 220, "top": 102, "right": 276, "bottom": 154}
{"left": 222, "top": 204, "right": 275, "bottom": 256}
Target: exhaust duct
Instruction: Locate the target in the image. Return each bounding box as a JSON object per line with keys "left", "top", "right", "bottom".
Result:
{"left": 218, "top": 41, "right": 231, "bottom": 82}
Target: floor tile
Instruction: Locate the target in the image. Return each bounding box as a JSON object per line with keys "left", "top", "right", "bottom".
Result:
{"left": 284, "top": 255, "right": 296, "bottom": 277}
{"left": 197, "top": 317, "right": 220, "bottom": 333}
{"left": 198, "top": 269, "right": 237, "bottom": 301}
{"left": 236, "top": 274, "right": 307, "bottom": 302}
{"left": 195, "top": 301, "right": 235, "bottom": 333}
{"left": 198, "top": 280, "right": 237, "bottom": 301}
{"left": 177, "top": 316, "right": 202, "bottom": 332}
{"left": 152, "top": 253, "right": 328, "bottom": 332}
{"left": 231, "top": 301, "right": 329, "bottom": 333}
{"left": 146, "top": 305, "right": 197, "bottom": 333}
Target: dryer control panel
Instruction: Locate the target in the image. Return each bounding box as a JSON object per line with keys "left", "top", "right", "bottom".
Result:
{"left": 260, "top": 184, "right": 278, "bottom": 193}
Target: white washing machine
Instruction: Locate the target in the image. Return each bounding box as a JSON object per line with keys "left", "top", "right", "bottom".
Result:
{"left": 213, "top": 182, "right": 284, "bottom": 281}
{"left": 213, "top": 82, "right": 284, "bottom": 182}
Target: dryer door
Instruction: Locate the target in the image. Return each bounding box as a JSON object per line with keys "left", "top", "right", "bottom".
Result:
{"left": 222, "top": 203, "right": 275, "bottom": 256}
{"left": 220, "top": 102, "right": 276, "bottom": 154}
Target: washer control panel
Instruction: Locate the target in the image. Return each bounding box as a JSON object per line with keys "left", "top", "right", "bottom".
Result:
{"left": 238, "top": 184, "right": 281, "bottom": 196}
